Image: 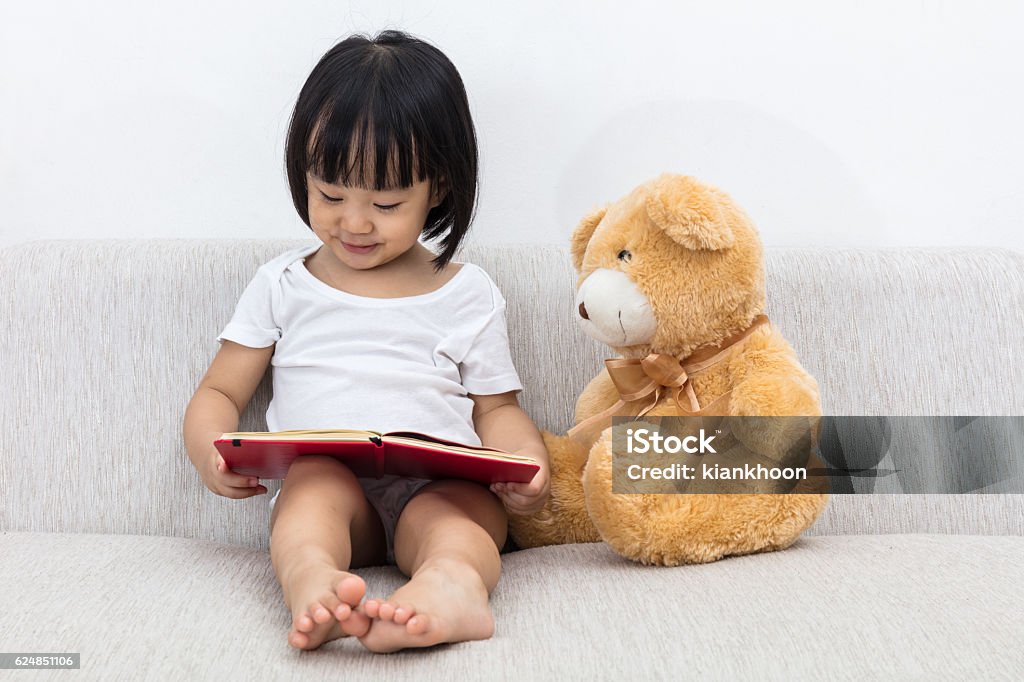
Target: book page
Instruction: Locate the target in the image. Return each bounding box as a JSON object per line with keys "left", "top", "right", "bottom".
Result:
{"left": 219, "top": 429, "right": 380, "bottom": 441}
{"left": 383, "top": 434, "right": 537, "bottom": 462}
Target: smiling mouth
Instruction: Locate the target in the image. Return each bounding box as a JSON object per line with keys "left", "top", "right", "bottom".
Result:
{"left": 342, "top": 241, "right": 378, "bottom": 253}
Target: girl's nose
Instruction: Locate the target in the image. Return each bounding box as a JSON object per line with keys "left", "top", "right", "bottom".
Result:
{"left": 340, "top": 210, "right": 373, "bottom": 234}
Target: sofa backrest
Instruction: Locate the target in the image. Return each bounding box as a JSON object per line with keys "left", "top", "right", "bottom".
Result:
{"left": 1, "top": 239, "right": 1021, "bottom": 548}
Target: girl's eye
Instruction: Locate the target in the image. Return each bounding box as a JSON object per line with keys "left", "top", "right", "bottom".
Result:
{"left": 617, "top": 249, "right": 632, "bottom": 263}
{"left": 318, "top": 192, "right": 399, "bottom": 212}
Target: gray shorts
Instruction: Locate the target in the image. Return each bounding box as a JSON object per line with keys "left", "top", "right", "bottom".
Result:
{"left": 269, "top": 474, "right": 432, "bottom": 566}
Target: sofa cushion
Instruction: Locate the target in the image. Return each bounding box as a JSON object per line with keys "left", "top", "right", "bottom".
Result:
{"left": 1, "top": 531, "right": 1020, "bottom": 679}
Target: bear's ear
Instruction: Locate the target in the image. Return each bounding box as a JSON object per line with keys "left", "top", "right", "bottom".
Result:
{"left": 570, "top": 204, "right": 608, "bottom": 272}
{"left": 645, "top": 174, "right": 735, "bottom": 250}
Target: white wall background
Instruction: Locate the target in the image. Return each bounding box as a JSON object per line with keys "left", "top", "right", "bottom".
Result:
{"left": 2, "top": 0, "right": 1022, "bottom": 251}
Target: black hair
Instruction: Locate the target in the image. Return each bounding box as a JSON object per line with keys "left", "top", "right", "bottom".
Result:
{"left": 284, "top": 30, "right": 478, "bottom": 272}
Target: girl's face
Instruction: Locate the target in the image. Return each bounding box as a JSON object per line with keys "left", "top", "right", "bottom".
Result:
{"left": 306, "top": 170, "right": 443, "bottom": 272}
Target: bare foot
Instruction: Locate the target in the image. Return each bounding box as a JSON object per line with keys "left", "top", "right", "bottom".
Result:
{"left": 283, "top": 561, "right": 371, "bottom": 650}
{"left": 357, "top": 559, "right": 494, "bottom": 653}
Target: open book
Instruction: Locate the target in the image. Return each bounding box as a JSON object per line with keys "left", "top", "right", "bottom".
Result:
{"left": 213, "top": 428, "right": 540, "bottom": 484}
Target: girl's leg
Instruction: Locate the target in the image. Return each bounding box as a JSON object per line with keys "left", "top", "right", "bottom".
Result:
{"left": 270, "top": 454, "right": 387, "bottom": 650}
{"left": 358, "top": 479, "right": 508, "bottom": 653}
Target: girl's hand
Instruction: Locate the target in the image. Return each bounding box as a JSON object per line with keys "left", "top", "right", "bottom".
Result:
{"left": 202, "top": 448, "right": 268, "bottom": 499}
{"left": 489, "top": 459, "right": 550, "bottom": 516}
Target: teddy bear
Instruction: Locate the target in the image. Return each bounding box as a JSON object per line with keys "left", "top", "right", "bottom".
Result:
{"left": 508, "top": 173, "right": 829, "bottom": 566}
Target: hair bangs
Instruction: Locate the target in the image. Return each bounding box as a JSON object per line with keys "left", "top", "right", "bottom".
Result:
{"left": 307, "top": 95, "right": 428, "bottom": 192}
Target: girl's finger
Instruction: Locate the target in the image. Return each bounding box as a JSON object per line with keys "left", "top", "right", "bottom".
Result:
{"left": 501, "top": 490, "right": 532, "bottom": 507}
{"left": 509, "top": 480, "right": 543, "bottom": 495}
{"left": 505, "top": 482, "right": 532, "bottom": 496}
{"left": 224, "top": 471, "right": 261, "bottom": 487}
{"left": 226, "top": 483, "right": 267, "bottom": 495}
{"left": 507, "top": 503, "right": 539, "bottom": 517}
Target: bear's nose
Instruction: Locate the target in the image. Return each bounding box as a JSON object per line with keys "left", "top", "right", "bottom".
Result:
{"left": 578, "top": 301, "right": 589, "bottom": 320}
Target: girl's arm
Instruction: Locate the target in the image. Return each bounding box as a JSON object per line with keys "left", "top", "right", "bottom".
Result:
{"left": 183, "top": 340, "right": 275, "bottom": 498}
{"left": 470, "top": 391, "right": 550, "bottom": 515}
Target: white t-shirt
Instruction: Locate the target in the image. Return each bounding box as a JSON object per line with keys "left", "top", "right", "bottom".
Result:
{"left": 216, "top": 243, "right": 523, "bottom": 447}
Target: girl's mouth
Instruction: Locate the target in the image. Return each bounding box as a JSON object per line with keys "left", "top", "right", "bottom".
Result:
{"left": 342, "top": 241, "right": 378, "bottom": 254}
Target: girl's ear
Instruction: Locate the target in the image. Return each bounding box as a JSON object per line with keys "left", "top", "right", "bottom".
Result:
{"left": 570, "top": 204, "right": 608, "bottom": 272}
{"left": 430, "top": 177, "right": 448, "bottom": 209}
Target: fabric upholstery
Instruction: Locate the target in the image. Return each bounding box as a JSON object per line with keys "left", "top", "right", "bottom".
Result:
{"left": 0, "top": 531, "right": 1020, "bottom": 680}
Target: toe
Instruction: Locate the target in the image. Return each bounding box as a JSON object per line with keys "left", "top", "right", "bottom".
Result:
{"left": 406, "top": 613, "right": 430, "bottom": 635}
{"left": 339, "top": 606, "right": 372, "bottom": 637}
{"left": 393, "top": 604, "right": 415, "bottom": 625}
{"left": 335, "top": 574, "right": 366, "bottom": 606}
{"left": 363, "top": 599, "right": 381, "bottom": 618}
{"left": 334, "top": 602, "right": 352, "bottom": 621}
{"left": 295, "top": 612, "right": 315, "bottom": 633}
{"left": 289, "top": 629, "right": 310, "bottom": 649}
{"left": 311, "top": 602, "right": 333, "bottom": 625}
{"left": 317, "top": 592, "right": 342, "bottom": 620}
{"left": 379, "top": 601, "right": 396, "bottom": 621}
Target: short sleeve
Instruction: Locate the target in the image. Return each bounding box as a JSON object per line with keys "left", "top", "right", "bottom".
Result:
{"left": 459, "top": 293, "right": 524, "bottom": 396}
{"left": 216, "top": 267, "right": 281, "bottom": 348}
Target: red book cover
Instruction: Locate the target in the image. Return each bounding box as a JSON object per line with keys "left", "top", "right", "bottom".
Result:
{"left": 213, "top": 429, "right": 540, "bottom": 485}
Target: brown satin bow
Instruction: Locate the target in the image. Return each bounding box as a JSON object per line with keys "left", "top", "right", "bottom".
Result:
{"left": 566, "top": 314, "right": 770, "bottom": 441}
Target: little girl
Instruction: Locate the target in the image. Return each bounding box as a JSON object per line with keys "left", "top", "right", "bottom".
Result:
{"left": 183, "top": 30, "right": 550, "bottom": 654}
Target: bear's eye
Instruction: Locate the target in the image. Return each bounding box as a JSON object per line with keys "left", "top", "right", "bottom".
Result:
{"left": 617, "top": 249, "right": 632, "bottom": 263}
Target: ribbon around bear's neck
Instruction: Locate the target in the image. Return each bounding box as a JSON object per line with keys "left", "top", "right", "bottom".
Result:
{"left": 566, "top": 314, "right": 771, "bottom": 442}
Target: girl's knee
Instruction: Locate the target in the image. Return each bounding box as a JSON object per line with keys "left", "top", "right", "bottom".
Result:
{"left": 271, "top": 455, "right": 366, "bottom": 530}
{"left": 285, "top": 454, "right": 362, "bottom": 490}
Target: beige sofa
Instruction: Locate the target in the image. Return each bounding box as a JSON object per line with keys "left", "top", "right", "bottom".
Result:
{"left": 1, "top": 239, "right": 1022, "bottom": 680}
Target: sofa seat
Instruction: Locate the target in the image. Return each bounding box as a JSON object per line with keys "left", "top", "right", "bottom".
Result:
{"left": 2, "top": 531, "right": 1021, "bottom": 680}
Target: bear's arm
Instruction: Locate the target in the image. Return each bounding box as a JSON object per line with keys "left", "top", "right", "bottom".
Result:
{"left": 574, "top": 369, "right": 621, "bottom": 424}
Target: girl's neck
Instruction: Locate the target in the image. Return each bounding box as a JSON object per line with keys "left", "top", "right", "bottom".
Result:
{"left": 309, "top": 242, "right": 457, "bottom": 299}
